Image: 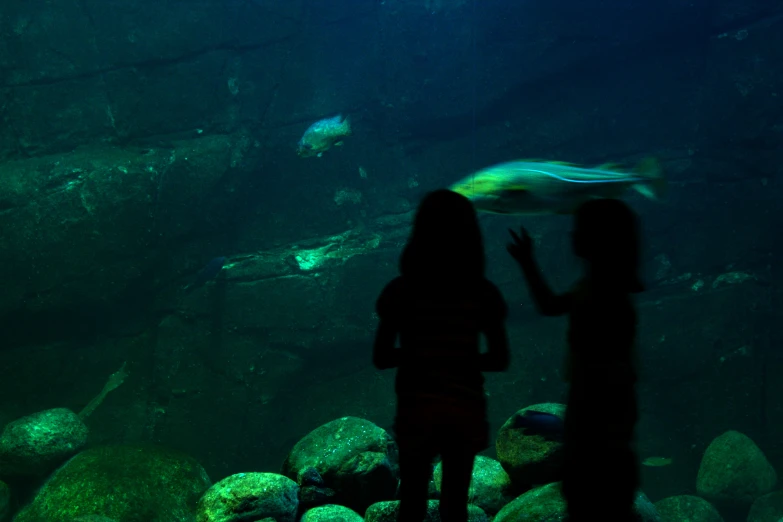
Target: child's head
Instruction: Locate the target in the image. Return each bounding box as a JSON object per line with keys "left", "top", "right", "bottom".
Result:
{"left": 572, "top": 199, "right": 644, "bottom": 293}
{"left": 400, "top": 189, "right": 485, "bottom": 280}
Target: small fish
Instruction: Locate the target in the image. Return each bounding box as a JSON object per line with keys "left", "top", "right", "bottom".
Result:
{"left": 511, "top": 410, "right": 565, "bottom": 441}
{"left": 183, "top": 256, "right": 227, "bottom": 293}
{"left": 450, "top": 157, "right": 666, "bottom": 215}
{"left": 642, "top": 456, "right": 673, "bottom": 467}
{"left": 296, "top": 114, "right": 352, "bottom": 158}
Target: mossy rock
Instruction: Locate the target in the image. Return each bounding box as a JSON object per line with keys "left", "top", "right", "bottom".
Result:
{"left": 433, "top": 455, "right": 514, "bottom": 515}
{"left": 0, "top": 408, "right": 88, "bottom": 478}
{"left": 300, "top": 504, "right": 363, "bottom": 522}
{"left": 365, "top": 499, "right": 487, "bottom": 521}
{"left": 696, "top": 430, "right": 777, "bottom": 506}
{"left": 747, "top": 490, "right": 783, "bottom": 522}
{"left": 13, "top": 444, "right": 211, "bottom": 522}
{"left": 282, "top": 416, "right": 398, "bottom": 513}
{"left": 495, "top": 403, "right": 565, "bottom": 487}
{"left": 655, "top": 494, "right": 724, "bottom": 522}
{"left": 494, "top": 482, "right": 661, "bottom": 522}
{"left": 196, "top": 472, "right": 298, "bottom": 522}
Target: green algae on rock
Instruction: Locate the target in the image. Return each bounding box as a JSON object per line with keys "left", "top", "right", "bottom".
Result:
{"left": 364, "top": 499, "right": 488, "bottom": 522}
{"left": 13, "top": 445, "right": 211, "bottom": 522}
{"left": 300, "top": 504, "right": 364, "bottom": 522}
{"left": 0, "top": 408, "right": 88, "bottom": 479}
{"left": 495, "top": 403, "right": 566, "bottom": 487}
{"left": 433, "top": 455, "right": 515, "bottom": 515}
{"left": 493, "top": 482, "right": 661, "bottom": 522}
{"left": 654, "top": 494, "right": 724, "bottom": 522}
{"left": 196, "top": 472, "right": 298, "bottom": 522}
{"left": 696, "top": 430, "right": 777, "bottom": 507}
{"left": 282, "top": 416, "right": 398, "bottom": 514}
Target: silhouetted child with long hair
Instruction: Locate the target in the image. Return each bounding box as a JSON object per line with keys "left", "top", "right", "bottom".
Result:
{"left": 507, "top": 198, "right": 642, "bottom": 522}
{"left": 374, "top": 189, "right": 510, "bottom": 522}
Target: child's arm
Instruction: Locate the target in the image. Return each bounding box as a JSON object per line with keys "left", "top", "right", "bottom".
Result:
{"left": 518, "top": 253, "right": 572, "bottom": 316}
{"left": 507, "top": 227, "right": 572, "bottom": 317}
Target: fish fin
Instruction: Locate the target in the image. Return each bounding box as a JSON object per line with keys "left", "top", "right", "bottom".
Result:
{"left": 334, "top": 141, "right": 344, "bottom": 147}
{"left": 548, "top": 160, "right": 578, "bottom": 167}
{"left": 596, "top": 162, "right": 625, "bottom": 171}
{"left": 518, "top": 159, "right": 576, "bottom": 166}
{"left": 632, "top": 157, "right": 667, "bottom": 200}
{"left": 341, "top": 115, "right": 352, "bottom": 135}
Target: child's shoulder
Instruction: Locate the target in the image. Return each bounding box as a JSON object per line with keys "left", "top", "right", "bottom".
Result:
{"left": 376, "top": 276, "right": 408, "bottom": 317}
{"left": 477, "top": 278, "right": 509, "bottom": 316}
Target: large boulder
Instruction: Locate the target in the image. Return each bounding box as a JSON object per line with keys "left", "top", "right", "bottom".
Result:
{"left": 364, "top": 500, "right": 488, "bottom": 522}
{"left": 696, "top": 430, "right": 777, "bottom": 506}
{"left": 13, "top": 445, "right": 211, "bottom": 522}
{"left": 0, "top": 408, "right": 88, "bottom": 478}
{"left": 433, "top": 455, "right": 514, "bottom": 516}
{"left": 747, "top": 491, "right": 783, "bottom": 522}
{"left": 493, "top": 482, "right": 661, "bottom": 522}
{"left": 654, "top": 495, "right": 724, "bottom": 522}
{"left": 281, "top": 416, "right": 398, "bottom": 514}
{"left": 300, "top": 504, "right": 363, "bottom": 522}
{"left": 495, "top": 403, "right": 565, "bottom": 486}
{"left": 196, "top": 472, "right": 298, "bottom": 522}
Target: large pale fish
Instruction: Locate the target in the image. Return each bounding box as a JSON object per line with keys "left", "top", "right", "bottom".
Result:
{"left": 450, "top": 157, "right": 666, "bottom": 215}
{"left": 296, "top": 114, "right": 352, "bottom": 158}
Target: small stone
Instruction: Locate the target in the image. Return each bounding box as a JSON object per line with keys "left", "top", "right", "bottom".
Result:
{"left": 747, "top": 490, "right": 783, "bottom": 522}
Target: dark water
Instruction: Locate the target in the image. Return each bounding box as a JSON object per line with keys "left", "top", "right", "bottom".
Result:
{"left": 0, "top": 1, "right": 781, "bottom": 520}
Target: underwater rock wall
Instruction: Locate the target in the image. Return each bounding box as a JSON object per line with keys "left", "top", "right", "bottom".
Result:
{"left": 0, "top": 1, "right": 779, "bottom": 157}
{"left": 0, "top": 0, "right": 780, "bottom": 326}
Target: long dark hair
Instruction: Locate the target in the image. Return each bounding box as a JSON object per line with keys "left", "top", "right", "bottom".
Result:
{"left": 572, "top": 198, "right": 644, "bottom": 293}
{"left": 400, "top": 189, "right": 485, "bottom": 281}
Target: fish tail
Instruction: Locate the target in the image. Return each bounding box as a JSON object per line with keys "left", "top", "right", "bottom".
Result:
{"left": 341, "top": 115, "right": 352, "bottom": 135}
{"left": 632, "top": 157, "right": 666, "bottom": 200}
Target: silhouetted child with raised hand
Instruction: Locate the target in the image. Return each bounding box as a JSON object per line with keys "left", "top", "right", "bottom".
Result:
{"left": 507, "top": 198, "right": 643, "bottom": 522}
{"left": 374, "top": 189, "right": 510, "bottom": 522}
